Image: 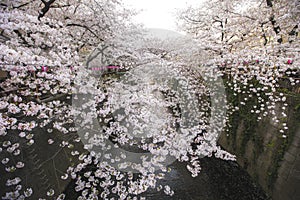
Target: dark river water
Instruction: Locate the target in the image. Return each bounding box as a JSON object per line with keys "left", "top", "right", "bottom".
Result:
{"left": 64, "top": 157, "right": 269, "bottom": 200}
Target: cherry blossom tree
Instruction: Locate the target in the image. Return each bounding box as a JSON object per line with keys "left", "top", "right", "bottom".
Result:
{"left": 2, "top": 0, "right": 298, "bottom": 199}
{"left": 0, "top": 1, "right": 236, "bottom": 199}
{"left": 0, "top": 0, "right": 137, "bottom": 66}
{"left": 177, "top": 0, "right": 299, "bottom": 65}
{"left": 177, "top": 0, "right": 299, "bottom": 125}
{"left": 0, "top": 0, "right": 144, "bottom": 199}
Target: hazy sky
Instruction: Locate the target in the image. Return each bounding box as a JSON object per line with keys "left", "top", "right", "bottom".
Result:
{"left": 123, "top": 0, "right": 202, "bottom": 32}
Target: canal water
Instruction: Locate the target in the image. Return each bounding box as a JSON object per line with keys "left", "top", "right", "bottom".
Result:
{"left": 64, "top": 157, "right": 269, "bottom": 200}
{"left": 65, "top": 65, "right": 269, "bottom": 199}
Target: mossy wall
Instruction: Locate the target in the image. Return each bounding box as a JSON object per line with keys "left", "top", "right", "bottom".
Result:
{"left": 218, "top": 77, "right": 300, "bottom": 199}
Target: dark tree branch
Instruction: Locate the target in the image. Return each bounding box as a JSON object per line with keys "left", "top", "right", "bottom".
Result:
{"left": 183, "top": 15, "right": 202, "bottom": 24}
{"left": 268, "top": 13, "right": 283, "bottom": 43}
{"left": 13, "top": 30, "right": 29, "bottom": 46}
{"left": 66, "top": 23, "right": 104, "bottom": 41}
{"left": 0, "top": 3, "right": 7, "bottom": 8}
{"left": 260, "top": 23, "right": 268, "bottom": 46}
{"left": 0, "top": 30, "right": 10, "bottom": 42}
{"left": 76, "top": 43, "right": 86, "bottom": 53}
{"left": 266, "top": 0, "right": 273, "bottom": 7}
{"left": 38, "top": 0, "right": 56, "bottom": 20}
{"left": 12, "top": 0, "right": 35, "bottom": 9}
{"left": 224, "top": 9, "right": 257, "bottom": 20}
{"left": 289, "top": 25, "right": 298, "bottom": 36}
{"left": 270, "top": 15, "right": 281, "bottom": 34}
{"left": 265, "top": 0, "right": 283, "bottom": 43}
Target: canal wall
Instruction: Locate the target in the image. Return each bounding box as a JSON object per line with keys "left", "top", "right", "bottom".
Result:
{"left": 218, "top": 78, "right": 300, "bottom": 200}
{"left": 272, "top": 126, "right": 300, "bottom": 200}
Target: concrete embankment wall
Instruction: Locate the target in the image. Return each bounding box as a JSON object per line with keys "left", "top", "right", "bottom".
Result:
{"left": 218, "top": 78, "right": 300, "bottom": 200}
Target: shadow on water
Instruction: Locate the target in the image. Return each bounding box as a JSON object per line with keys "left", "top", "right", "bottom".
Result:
{"left": 64, "top": 157, "right": 269, "bottom": 200}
